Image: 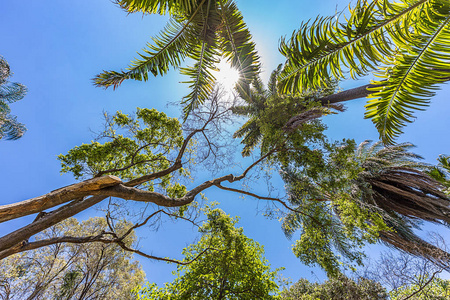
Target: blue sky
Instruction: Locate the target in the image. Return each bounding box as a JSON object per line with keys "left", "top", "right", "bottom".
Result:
{"left": 1, "top": 0, "right": 450, "bottom": 287}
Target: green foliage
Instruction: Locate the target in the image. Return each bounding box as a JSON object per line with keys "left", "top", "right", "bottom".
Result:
{"left": 279, "top": 140, "right": 450, "bottom": 275}
{"left": 0, "top": 56, "right": 27, "bottom": 140}
{"left": 0, "top": 217, "right": 145, "bottom": 300}
{"left": 390, "top": 276, "right": 450, "bottom": 299}
{"left": 429, "top": 154, "right": 450, "bottom": 194}
{"left": 279, "top": 0, "right": 450, "bottom": 143}
{"left": 58, "top": 108, "right": 188, "bottom": 194}
{"left": 281, "top": 139, "right": 390, "bottom": 276}
{"left": 233, "top": 65, "right": 339, "bottom": 157}
{"left": 95, "top": 0, "right": 260, "bottom": 119}
{"left": 134, "top": 208, "right": 280, "bottom": 299}
{"left": 280, "top": 275, "right": 388, "bottom": 300}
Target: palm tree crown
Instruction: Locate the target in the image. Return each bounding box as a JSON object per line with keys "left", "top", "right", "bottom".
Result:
{"left": 279, "top": 0, "right": 450, "bottom": 144}
{"left": 232, "top": 65, "right": 342, "bottom": 157}
{"left": 94, "top": 0, "right": 260, "bottom": 119}
{"left": 282, "top": 140, "right": 450, "bottom": 274}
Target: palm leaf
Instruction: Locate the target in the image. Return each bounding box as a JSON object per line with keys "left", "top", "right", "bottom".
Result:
{"left": 115, "top": 0, "right": 198, "bottom": 15}
{"left": 0, "top": 57, "right": 27, "bottom": 140}
{"left": 278, "top": 0, "right": 410, "bottom": 94}
{"left": 279, "top": 0, "right": 450, "bottom": 143}
{"left": 94, "top": 13, "right": 200, "bottom": 89}
{"left": 217, "top": 0, "right": 260, "bottom": 87}
{"left": 96, "top": 0, "right": 261, "bottom": 120}
{"left": 366, "top": 1, "right": 450, "bottom": 143}
{"left": 0, "top": 115, "right": 26, "bottom": 140}
{"left": 180, "top": 0, "right": 220, "bottom": 119}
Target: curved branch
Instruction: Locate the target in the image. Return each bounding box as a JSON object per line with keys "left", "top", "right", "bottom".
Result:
{"left": 0, "top": 195, "right": 108, "bottom": 254}
{"left": 0, "top": 232, "right": 220, "bottom": 267}
{"left": 125, "top": 128, "right": 204, "bottom": 187}
{"left": 214, "top": 183, "right": 323, "bottom": 227}
{"left": 401, "top": 269, "right": 442, "bottom": 300}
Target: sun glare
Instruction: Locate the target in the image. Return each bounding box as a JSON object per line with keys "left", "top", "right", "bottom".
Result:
{"left": 215, "top": 60, "right": 240, "bottom": 93}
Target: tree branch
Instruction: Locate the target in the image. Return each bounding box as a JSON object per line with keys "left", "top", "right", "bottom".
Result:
{"left": 0, "top": 176, "right": 121, "bottom": 223}
{"left": 214, "top": 183, "right": 323, "bottom": 227}
{"left": 401, "top": 269, "right": 442, "bottom": 300}
{"left": 0, "top": 195, "right": 108, "bottom": 254}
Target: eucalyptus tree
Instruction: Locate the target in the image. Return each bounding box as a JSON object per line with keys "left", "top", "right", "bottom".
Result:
{"left": 278, "top": 0, "right": 450, "bottom": 143}
{"left": 0, "top": 217, "right": 144, "bottom": 300}
{"left": 0, "top": 56, "right": 27, "bottom": 140}
{"left": 94, "top": 0, "right": 260, "bottom": 118}
{"left": 0, "top": 92, "right": 292, "bottom": 266}
{"left": 280, "top": 275, "right": 387, "bottom": 300}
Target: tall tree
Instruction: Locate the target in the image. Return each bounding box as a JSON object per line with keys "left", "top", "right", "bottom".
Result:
{"left": 281, "top": 140, "right": 450, "bottom": 274}
{"left": 0, "top": 93, "right": 295, "bottom": 267}
{"left": 280, "top": 275, "right": 387, "bottom": 300}
{"left": 232, "top": 65, "right": 342, "bottom": 157}
{"left": 94, "top": 0, "right": 260, "bottom": 118}
{"left": 0, "top": 217, "right": 145, "bottom": 300}
{"left": 0, "top": 56, "right": 27, "bottom": 140}
{"left": 133, "top": 208, "right": 280, "bottom": 299}
{"left": 279, "top": 0, "right": 450, "bottom": 143}
{"left": 365, "top": 249, "right": 450, "bottom": 299}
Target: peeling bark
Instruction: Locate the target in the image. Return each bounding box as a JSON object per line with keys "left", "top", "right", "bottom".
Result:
{"left": 0, "top": 175, "right": 122, "bottom": 223}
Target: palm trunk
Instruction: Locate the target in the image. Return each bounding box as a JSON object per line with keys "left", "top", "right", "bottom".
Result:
{"left": 380, "top": 231, "right": 450, "bottom": 271}
{"left": 318, "top": 83, "right": 383, "bottom": 105}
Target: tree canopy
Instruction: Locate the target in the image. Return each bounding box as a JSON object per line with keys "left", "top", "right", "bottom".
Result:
{"left": 0, "top": 217, "right": 144, "bottom": 300}
{"left": 279, "top": 0, "right": 450, "bottom": 143}
{"left": 94, "top": 0, "right": 260, "bottom": 118}
{"left": 280, "top": 275, "right": 387, "bottom": 300}
{"left": 1, "top": 0, "right": 450, "bottom": 294}
{"left": 134, "top": 208, "right": 280, "bottom": 299}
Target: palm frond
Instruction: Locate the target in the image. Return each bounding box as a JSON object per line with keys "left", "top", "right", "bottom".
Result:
{"left": 267, "top": 64, "right": 283, "bottom": 97}
{"left": 279, "top": 0, "right": 450, "bottom": 143}
{"left": 355, "top": 141, "right": 450, "bottom": 229}
{"left": 97, "top": 0, "right": 261, "bottom": 120}
{"left": 366, "top": 1, "right": 450, "bottom": 143}
{"left": 0, "top": 114, "right": 26, "bottom": 140}
{"left": 180, "top": 1, "right": 220, "bottom": 119}
{"left": 379, "top": 228, "right": 450, "bottom": 270}
{"left": 94, "top": 16, "right": 197, "bottom": 89}
{"left": 115, "top": 0, "right": 199, "bottom": 15}
{"left": 278, "top": 0, "right": 409, "bottom": 94}
{"left": 217, "top": 0, "right": 260, "bottom": 87}
{"left": 429, "top": 154, "right": 450, "bottom": 189}
{"left": 0, "top": 82, "right": 27, "bottom": 105}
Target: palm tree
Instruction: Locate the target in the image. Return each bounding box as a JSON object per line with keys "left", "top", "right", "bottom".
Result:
{"left": 0, "top": 56, "right": 27, "bottom": 140}
{"left": 232, "top": 65, "right": 343, "bottom": 156}
{"left": 353, "top": 141, "right": 450, "bottom": 267}
{"left": 278, "top": 0, "right": 450, "bottom": 144}
{"left": 282, "top": 141, "right": 450, "bottom": 274}
{"left": 94, "top": 0, "right": 260, "bottom": 119}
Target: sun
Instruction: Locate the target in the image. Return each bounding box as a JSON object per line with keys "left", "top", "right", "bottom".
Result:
{"left": 215, "top": 59, "right": 241, "bottom": 92}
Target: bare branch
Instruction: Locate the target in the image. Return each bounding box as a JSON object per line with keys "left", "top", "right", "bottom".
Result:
{"left": 0, "top": 195, "right": 108, "bottom": 254}
{"left": 214, "top": 183, "right": 324, "bottom": 227}
{"left": 0, "top": 176, "right": 121, "bottom": 223}
{"left": 401, "top": 269, "right": 442, "bottom": 300}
